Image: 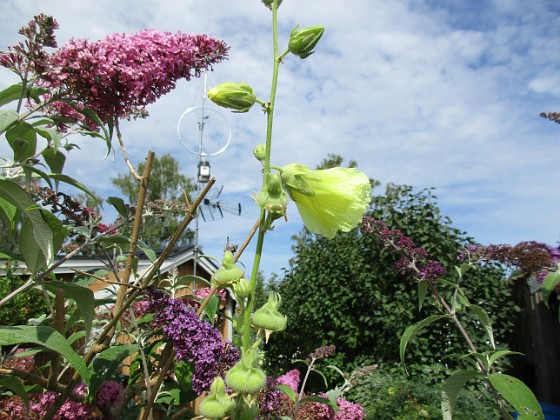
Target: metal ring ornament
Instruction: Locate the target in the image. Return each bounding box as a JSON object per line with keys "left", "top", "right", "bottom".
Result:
{"left": 177, "top": 105, "right": 232, "bottom": 157}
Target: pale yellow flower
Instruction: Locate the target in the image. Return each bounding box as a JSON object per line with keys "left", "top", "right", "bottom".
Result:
{"left": 280, "top": 163, "right": 371, "bottom": 239}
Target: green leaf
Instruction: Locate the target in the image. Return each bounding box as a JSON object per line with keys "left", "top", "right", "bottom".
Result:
{"left": 19, "top": 211, "right": 55, "bottom": 273}
{"left": 467, "top": 304, "right": 495, "bottom": 350}
{"left": 0, "top": 374, "right": 29, "bottom": 411}
{"left": 47, "top": 173, "right": 95, "bottom": 198}
{"left": 107, "top": 196, "right": 128, "bottom": 218}
{"left": 0, "top": 109, "right": 20, "bottom": 134}
{"left": 0, "top": 83, "right": 48, "bottom": 107}
{"left": 0, "top": 84, "right": 25, "bottom": 107}
{"left": 443, "top": 370, "right": 481, "bottom": 405}
{"left": 89, "top": 344, "right": 138, "bottom": 399}
{"left": 488, "top": 349, "right": 524, "bottom": 368}
{"left": 275, "top": 384, "right": 297, "bottom": 403}
{"left": 0, "top": 326, "right": 91, "bottom": 384}
{"left": 0, "top": 194, "right": 19, "bottom": 231}
{"left": 400, "top": 314, "right": 447, "bottom": 372}
{"left": 6, "top": 121, "right": 37, "bottom": 163}
{"left": 98, "top": 234, "right": 130, "bottom": 245}
{"left": 42, "top": 148, "right": 66, "bottom": 175}
{"left": 488, "top": 373, "right": 543, "bottom": 419}
{"left": 137, "top": 240, "right": 157, "bottom": 263}
{"left": 203, "top": 295, "right": 219, "bottom": 321}
{"left": 541, "top": 271, "right": 560, "bottom": 309}
{"left": 45, "top": 280, "right": 94, "bottom": 340}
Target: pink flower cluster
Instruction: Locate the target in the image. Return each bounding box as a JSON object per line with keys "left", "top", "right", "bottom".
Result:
{"left": 0, "top": 385, "right": 91, "bottom": 419}
{"left": 42, "top": 29, "right": 228, "bottom": 125}
{"left": 258, "top": 368, "right": 365, "bottom": 419}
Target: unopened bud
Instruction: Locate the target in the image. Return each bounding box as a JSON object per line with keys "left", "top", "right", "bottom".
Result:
{"left": 253, "top": 144, "right": 266, "bottom": 162}
{"left": 288, "top": 25, "right": 325, "bottom": 59}
{"left": 208, "top": 82, "right": 256, "bottom": 113}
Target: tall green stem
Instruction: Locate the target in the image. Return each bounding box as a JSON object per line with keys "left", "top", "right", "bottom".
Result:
{"left": 242, "top": 0, "right": 281, "bottom": 352}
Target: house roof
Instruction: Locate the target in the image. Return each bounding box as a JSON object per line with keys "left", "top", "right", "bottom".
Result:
{"left": 1, "top": 245, "right": 219, "bottom": 278}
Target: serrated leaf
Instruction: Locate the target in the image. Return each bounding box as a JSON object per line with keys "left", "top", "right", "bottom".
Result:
{"left": 45, "top": 280, "right": 94, "bottom": 340}
{"left": 488, "top": 373, "right": 543, "bottom": 419}
{"left": 467, "top": 304, "right": 495, "bottom": 350}
{"left": 0, "top": 374, "right": 29, "bottom": 411}
{"left": 0, "top": 109, "right": 19, "bottom": 134}
{"left": 443, "top": 370, "right": 481, "bottom": 405}
{"left": 0, "top": 326, "right": 91, "bottom": 384}
{"left": 542, "top": 271, "right": 560, "bottom": 309}
{"left": 400, "top": 314, "right": 447, "bottom": 373}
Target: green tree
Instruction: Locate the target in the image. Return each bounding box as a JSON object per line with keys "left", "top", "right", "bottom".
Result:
{"left": 111, "top": 153, "right": 197, "bottom": 249}
{"left": 264, "top": 179, "right": 515, "bottom": 384}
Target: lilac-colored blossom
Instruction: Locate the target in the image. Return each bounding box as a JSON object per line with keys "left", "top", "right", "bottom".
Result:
{"left": 146, "top": 288, "right": 239, "bottom": 394}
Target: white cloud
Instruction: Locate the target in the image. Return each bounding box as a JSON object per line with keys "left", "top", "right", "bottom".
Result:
{"left": 2, "top": 0, "right": 560, "bottom": 277}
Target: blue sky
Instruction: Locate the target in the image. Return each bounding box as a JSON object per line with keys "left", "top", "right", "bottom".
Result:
{"left": 1, "top": 0, "right": 559, "bottom": 277}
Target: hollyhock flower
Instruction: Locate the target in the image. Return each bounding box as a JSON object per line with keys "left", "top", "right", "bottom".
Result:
{"left": 41, "top": 29, "right": 228, "bottom": 126}
{"left": 280, "top": 164, "right": 371, "bottom": 239}
{"left": 146, "top": 288, "right": 239, "bottom": 394}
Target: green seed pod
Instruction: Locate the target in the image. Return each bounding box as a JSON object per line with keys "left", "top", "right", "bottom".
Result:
{"left": 225, "top": 351, "right": 267, "bottom": 393}
{"left": 288, "top": 25, "right": 325, "bottom": 59}
{"left": 200, "top": 377, "right": 234, "bottom": 419}
{"left": 208, "top": 82, "right": 256, "bottom": 113}
{"left": 213, "top": 250, "right": 244, "bottom": 287}
{"left": 252, "top": 292, "right": 287, "bottom": 342}
{"left": 233, "top": 278, "right": 251, "bottom": 300}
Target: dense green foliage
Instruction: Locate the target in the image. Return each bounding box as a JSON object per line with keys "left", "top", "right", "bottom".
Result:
{"left": 264, "top": 182, "right": 516, "bottom": 382}
{"left": 0, "top": 271, "right": 49, "bottom": 326}
{"left": 347, "top": 364, "right": 500, "bottom": 419}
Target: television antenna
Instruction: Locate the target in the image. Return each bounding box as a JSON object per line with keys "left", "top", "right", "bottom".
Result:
{"left": 177, "top": 73, "right": 240, "bottom": 275}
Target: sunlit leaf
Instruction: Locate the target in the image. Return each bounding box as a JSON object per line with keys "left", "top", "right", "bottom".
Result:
{"left": 488, "top": 373, "right": 543, "bottom": 419}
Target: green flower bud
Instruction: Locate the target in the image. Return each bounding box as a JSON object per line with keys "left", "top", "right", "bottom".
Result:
{"left": 226, "top": 349, "right": 266, "bottom": 394}
{"left": 213, "top": 250, "right": 244, "bottom": 287}
{"left": 252, "top": 292, "right": 287, "bottom": 342}
{"left": 233, "top": 278, "right": 251, "bottom": 300}
{"left": 288, "top": 25, "right": 325, "bottom": 59}
{"left": 208, "top": 82, "right": 256, "bottom": 113}
{"left": 262, "top": 0, "right": 283, "bottom": 9}
{"left": 252, "top": 173, "right": 288, "bottom": 222}
{"left": 200, "top": 377, "right": 235, "bottom": 419}
{"left": 253, "top": 144, "right": 266, "bottom": 162}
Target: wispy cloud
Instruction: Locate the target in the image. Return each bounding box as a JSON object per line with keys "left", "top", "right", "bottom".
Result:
{"left": 2, "top": 0, "right": 559, "bottom": 276}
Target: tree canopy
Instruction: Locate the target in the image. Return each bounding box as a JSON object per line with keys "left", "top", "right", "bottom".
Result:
{"left": 111, "top": 153, "right": 197, "bottom": 250}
